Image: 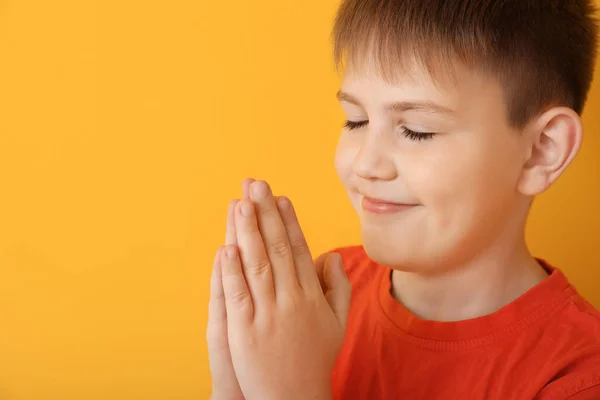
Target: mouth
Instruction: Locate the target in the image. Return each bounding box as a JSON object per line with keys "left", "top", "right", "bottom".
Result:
{"left": 361, "top": 196, "right": 419, "bottom": 214}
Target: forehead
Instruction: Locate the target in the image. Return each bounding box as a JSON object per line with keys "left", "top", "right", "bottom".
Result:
{"left": 339, "top": 59, "right": 501, "bottom": 115}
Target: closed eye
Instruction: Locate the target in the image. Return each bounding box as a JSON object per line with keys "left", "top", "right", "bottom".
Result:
{"left": 402, "top": 127, "right": 435, "bottom": 141}
{"left": 343, "top": 120, "right": 436, "bottom": 141}
{"left": 343, "top": 120, "right": 368, "bottom": 130}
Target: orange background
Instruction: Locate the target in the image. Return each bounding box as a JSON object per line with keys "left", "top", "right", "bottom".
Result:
{"left": 0, "top": 1, "right": 598, "bottom": 399}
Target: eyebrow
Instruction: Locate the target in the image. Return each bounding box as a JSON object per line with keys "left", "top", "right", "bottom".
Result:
{"left": 336, "top": 90, "right": 456, "bottom": 117}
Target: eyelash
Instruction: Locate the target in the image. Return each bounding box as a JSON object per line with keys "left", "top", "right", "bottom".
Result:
{"left": 343, "top": 120, "right": 435, "bottom": 141}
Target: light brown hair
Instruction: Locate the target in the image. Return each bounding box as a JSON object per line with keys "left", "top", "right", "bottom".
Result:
{"left": 332, "top": 0, "right": 599, "bottom": 128}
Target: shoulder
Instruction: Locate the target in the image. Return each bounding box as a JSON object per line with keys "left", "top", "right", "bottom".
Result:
{"left": 537, "top": 367, "right": 600, "bottom": 400}
{"left": 536, "top": 277, "right": 600, "bottom": 399}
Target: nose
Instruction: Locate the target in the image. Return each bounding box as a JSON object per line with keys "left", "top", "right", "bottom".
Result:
{"left": 352, "top": 130, "right": 397, "bottom": 181}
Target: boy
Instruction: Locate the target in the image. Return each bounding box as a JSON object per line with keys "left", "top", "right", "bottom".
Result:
{"left": 207, "top": 0, "right": 600, "bottom": 399}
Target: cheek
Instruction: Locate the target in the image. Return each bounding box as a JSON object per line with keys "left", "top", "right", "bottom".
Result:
{"left": 400, "top": 137, "right": 512, "bottom": 224}
{"left": 398, "top": 143, "right": 460, "bottom": 208}
{"left": 421, "top": 134, "right": 521, "bottom": 228}
{"left": 461, "top": 134, "right": 523, "bottom": 201}
{"left": 334, "top": 135, "right": 358, "bottom": 184}
{"left": 335, "top": 136, "right": 364, "bottom": 212}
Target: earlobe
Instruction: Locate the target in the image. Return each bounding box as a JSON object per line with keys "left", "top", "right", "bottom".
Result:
{"left": 517, "top": 107, "right": 583, "bottom": 196}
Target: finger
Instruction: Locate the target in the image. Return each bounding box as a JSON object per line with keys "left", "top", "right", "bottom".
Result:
{"left": 249, "top": 181, "right": 298, "bottom": 293}
{"left": 242, "top": 178, "right": 255, "bottom": 199}
{"left": 209, "top": 247, "right": 226, "bottom": 322}
{"left": 221, "top": 245, "right": 254, "bottom": 323}
{"left": 235, "top": 199, "right": 275, "bottom": 306}
{"left": 276, "top": 196, "right": 318, "bottom": 292}
{"left": 313, "top": 252, "right": 329, "bottom": 293}
{"left": 225, "top": 199, "right": 239, "bottom": 246}
{"left": 323, "top": 253, "right": 352, "bottom": 330}
{"left": 207, "top": 247, "right": 228, "bottom": 347}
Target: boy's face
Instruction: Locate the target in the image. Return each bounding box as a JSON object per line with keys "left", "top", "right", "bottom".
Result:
{"left": 335, "top": 61, "right": 531, "bottom": 271}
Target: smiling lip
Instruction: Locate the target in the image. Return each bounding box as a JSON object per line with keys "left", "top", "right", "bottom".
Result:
{"left": 361, "top": 196, "right": 418, "bottom": 214}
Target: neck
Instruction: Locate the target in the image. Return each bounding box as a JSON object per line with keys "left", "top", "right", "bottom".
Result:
{"left": 390, "top": 231, "right": 548, "bottom": 322}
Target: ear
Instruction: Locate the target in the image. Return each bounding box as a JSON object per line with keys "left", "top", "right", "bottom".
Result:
{"left": 517, "top": 107, "right": 583, "bottom": 196}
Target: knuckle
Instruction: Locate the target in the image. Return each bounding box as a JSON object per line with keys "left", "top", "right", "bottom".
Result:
{"left": 229, "top": 290, "right": 251, "bottom": 306}
{"left": 268, "top": 239, "right": 291, "bottom": 258}
{"left": 247, "top": 259, "right": 271, "bottom": 276}
{"left": 210, "top": 290, "right": 225, "bottom": 302}
{"left": 289, "top": 238, "right": 310, "bottom": 257}
{"left": 279, "top": 293, "right": 302, "bottom": 314}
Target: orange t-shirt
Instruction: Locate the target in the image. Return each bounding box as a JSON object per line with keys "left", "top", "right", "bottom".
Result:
{"left": 330, "top": 246, "right": 600, "bottom": 400}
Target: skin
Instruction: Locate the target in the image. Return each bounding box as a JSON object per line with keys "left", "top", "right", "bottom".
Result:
{"left": 208, "top": 179, "right": 350, "bottom": 400}
{"left": 207, "top": 57, "right": 583, "bottom": 397}
{"left": 335, "top": 60, "right": 583, "bottom": 320}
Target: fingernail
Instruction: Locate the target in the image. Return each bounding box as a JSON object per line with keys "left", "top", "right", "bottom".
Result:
{"left": 251, "top": 181, "right": 270, "bottom": 200}
{"left": 333, "top": 252, "right": 342, "bottom": 266}
{"left": 226, "top": 246, "right": 236, "bottom": 260}
{"left": 277, "top": 196, "right": 290, "bottom": 211}
{"left": 241, "top": 201, "right": 254, "bottom": 217}
{"left": 328, "top": 252, "right": 341, "bottom": 268}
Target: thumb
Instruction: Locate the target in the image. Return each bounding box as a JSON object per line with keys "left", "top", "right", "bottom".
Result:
{"left": 313, "top": 252, "right": 329, "bottom": 293}
{"left": 323, "top": 252, "right": 351, "bottom": 329}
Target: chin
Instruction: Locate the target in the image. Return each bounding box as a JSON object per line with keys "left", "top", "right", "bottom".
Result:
{"left": 361, "top": 228, "right": 449, "bottom": 272}
{"left": 361, "top": 231, "right": 417, "bottom": 271}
